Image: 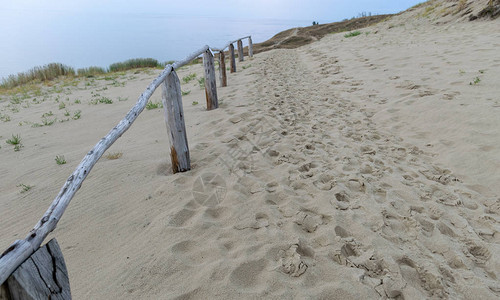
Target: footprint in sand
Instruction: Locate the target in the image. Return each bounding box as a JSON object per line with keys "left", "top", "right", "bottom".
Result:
{"left": 294, "top": 210, "right": 325, "bottom": 233}
{"left": 277, "top": 244, "right": 308, "bottom": 277}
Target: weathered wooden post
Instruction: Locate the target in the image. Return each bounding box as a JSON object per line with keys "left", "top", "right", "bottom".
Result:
{"left": 161, "top": 68, "right": 190, "bottom": 174}
{"left": 248, "top": 37, "right": 253, "bottom": 58}
{"left": 0, "top": 239, "right": 71, "bottom": 300}
{"left": 229, "top": 44, "right": 236, "bottom": 73}
{"left": 237, "top": 39, "right": 244, "bottom": 62}
{"left": 218, "top": 51, "right": 227, "bottom": 87}
{"left": 203, "top": 50, "right": 218, "bottom": 110}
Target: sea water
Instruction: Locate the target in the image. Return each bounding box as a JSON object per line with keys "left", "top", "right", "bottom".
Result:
{"left": 0, "top": 10, "right": 310, "bottom": 79}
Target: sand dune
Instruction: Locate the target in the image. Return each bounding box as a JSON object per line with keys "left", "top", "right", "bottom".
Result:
{"left": 1, "top": 1, "right": 499, "bottom": 299}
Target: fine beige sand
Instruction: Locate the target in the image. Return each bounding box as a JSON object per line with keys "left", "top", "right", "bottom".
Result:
{"left": 1, "top": 1, "right": 499, "bottom": 299}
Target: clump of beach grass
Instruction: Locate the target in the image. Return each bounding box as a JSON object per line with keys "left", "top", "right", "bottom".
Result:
{"left": 6, "top": 134, "right": 22, "bottom": 146}
{"left": 73, "top": 110, "right": 82, "bottom": 120}
{"left": 18, "top": 183, "right": 33, "bottom": 193}
{"left": 109, "top": 58, "right": 161, "bottom": 72}
{"left": 77, "top": 66, "right": 106, "bottom": 78}
{"left": 182, "top": 73, "right": 197, "bottom": 83}
{"left": 198, "top": 77, "right": 205, "bottom": 89}
{"left": 6, "top": 134, "right": 23, "bottom": 151}
{"left": 1, "top": 63, "right": 75, "bottom": 89}
{"left": 146, "top": 100, "right": 162, "bottom": 110}
{"left": 55, "top": 155, "right": 67, "bottom": 165}
{"left": 344, "top": 31, "right": 362, "bottom": 38}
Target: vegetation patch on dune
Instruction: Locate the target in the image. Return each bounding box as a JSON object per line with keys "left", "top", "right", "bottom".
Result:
{"left": 108, "top": 58, "right": 161, "bottom": 72}
{"left": 253, "top": 15, "right": 391, "bottom": 54}
{"left": 1, "top": 58, "right": 163, "bottom": 90}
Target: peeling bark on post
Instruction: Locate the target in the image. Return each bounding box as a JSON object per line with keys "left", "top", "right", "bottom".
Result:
{"left": 248, "top": 37, "right": 253, "bottom": 57}
{"left": 161, "top": 69, "right": 190, "bottom": 174}
{"left": 1, "top": 239, "right": 71, "bottom": 300}
{"left": 203, "top": 50, "right": 219, "bottom": 110}
{"left": 237, "top": 39, "right": 244, "bottom": 62}
{"left": 218, "top": 51, "right": 227, "bottom": 87}
{"left": 229, "top": 44, "right": 236, "bottom": 73}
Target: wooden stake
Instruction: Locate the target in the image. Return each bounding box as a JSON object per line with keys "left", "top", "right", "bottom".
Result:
{"left": 237, "top": 39, "right": 244, "bottom": 62}
{"left": 218, "top": 51, "right": 227, "bottom": 87}
{"left": 229, "top": 44, "right": 236, "bottom": 73}
{"left": 161, "top": 69, "right": 190, "bottom": 173}
{"left": 1, "top": 239, "right": 71, "bottom": 300}
{"left": 203, "top": 50, "right": 219, "bottom": 110}
{"left": 248, "top": 37, "right": 253, "bottom": 57}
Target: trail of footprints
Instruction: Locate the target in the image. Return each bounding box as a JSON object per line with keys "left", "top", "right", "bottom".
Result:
{"left": 251, "top": 49, "right": 497, "bottom": 298}
{"left": 162, "top": 48, "right": 498, "bottom": 298}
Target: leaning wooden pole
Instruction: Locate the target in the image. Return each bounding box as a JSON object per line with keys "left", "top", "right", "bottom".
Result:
{"left": 218, "top": 51, "right": 227, "bottom": 87}
{"left": 248, "top": 37, "right": 253, "bottom": 57}
{"left": 237, "top": 39, "right": 244, "bottom": 62}
{"left": 162, "top": 68, "right": 191, "bottom": 173}
{"left": 229, "top": 44, "right": 236, "bottom": 73}
{"left": 203, "top": 50, "right": 219, "bottom": 110}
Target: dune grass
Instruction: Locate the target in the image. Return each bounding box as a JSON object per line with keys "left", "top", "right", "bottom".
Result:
{"left": 109, "top": 58, "right": 161, "bottom": 72}
{"left": 344, "top": 31, "right": 362, "bottom": 38}
{"left": 77, "top": 66, "right": 106, "bottom": 78}
{"left": 1, "top": 58, "right": 164, "bottom": 90}
{"left": 1, "top": 63, "right": 75, "bottom": 89}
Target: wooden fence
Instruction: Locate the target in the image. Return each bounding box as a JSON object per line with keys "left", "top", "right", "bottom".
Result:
{"left": 0, "top": 36, "right": 253, "bottom": 299}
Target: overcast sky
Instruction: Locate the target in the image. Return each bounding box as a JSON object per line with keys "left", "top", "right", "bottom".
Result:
{"left": 1, "top": 0, "right": 425, "bottom": 77}
{"left": 2, "top": 0, "right": 423, "bottom": 22}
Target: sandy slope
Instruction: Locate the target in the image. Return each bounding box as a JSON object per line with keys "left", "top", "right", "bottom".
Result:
{"left": 1, "top": 4, "right": 499, "bottom": 300}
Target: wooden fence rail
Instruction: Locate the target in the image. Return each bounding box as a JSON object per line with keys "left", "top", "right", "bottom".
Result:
{"left": 0, "top": 35, "right": 253, "bottom": 298}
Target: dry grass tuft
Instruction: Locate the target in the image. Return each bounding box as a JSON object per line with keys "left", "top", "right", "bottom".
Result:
{"left": 105, "top": 152, "right": 123, "bottom": 160}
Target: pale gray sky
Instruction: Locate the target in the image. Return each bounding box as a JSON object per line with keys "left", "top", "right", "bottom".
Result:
{"left": 2, "top": 0, "right": 423, "bottom": 21}
{"left": 0, "top": 0, "right": 425, "bottom": 78}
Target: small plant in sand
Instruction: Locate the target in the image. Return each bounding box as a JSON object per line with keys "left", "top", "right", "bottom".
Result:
{"left": 197, "top": 77, "right": 205, "bottom": 89}
{"left": 58, "top": 102, "right": 66, "bottom": 110}
{"left": 146, "top": 100, "right": 162, "bottom": 110}
{"left": 182, "top": 73, "right": 197, "bottom": 84}
{"left": 42, "top": 117, "right": 56, "bottom": 126}
{"left": 470, "top": 77, "right": 481, "bottom": 85}
{"left": 99, "top": 97, "right": 113, "bottom": 104}
{"left": 105, "top": 152, "right": 123, "bottom": 160}
{"left": 242, "top": 64, "right": 252, "bottom": 70}
{"left": 6, "top": 134, "right": 24, "bottom": 151}
{"left": 192, "top": 101, "right": 199, "bottom": 106}
{"left": 55, "top": 155, "right": 67, "bottom": 165}
{"left": 182, "top": 90, "right": 191, "bottom": 96}
{"left": 118, "top": 96, "right": 128, "bottom": 102}
{"left": 344, "top": 31, "right": 362, "bottom": 38}
{"left": 0, "top": 113, "right": 11, "bottom": 122}
{"left": 72, "top": 110, "right": 82, "bottom": 120}
{"left": 90, "top": 96, "right": 113, "bottom": 105}
{"left": 6, "top": 134, "right": 22, "bottom": 146}
{"left": 64, "top": 109, "right": 71, "bottom": 117}
{"left": 17, "top": 183, "right": 33, "bottom": 193}
{"left": 74, "top": 99, "right": 81, "bottom": 104}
